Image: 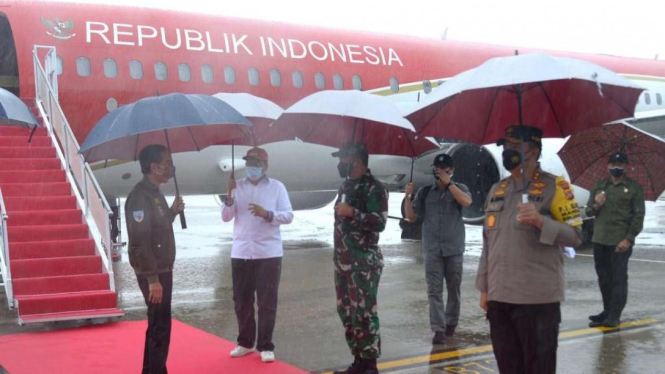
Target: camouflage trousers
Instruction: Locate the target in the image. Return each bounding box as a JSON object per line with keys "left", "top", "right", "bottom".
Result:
{"left": 334, "top": 267, "right": 382, "bottom": 359}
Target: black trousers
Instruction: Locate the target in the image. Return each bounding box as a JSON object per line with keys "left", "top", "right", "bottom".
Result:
{"left": 137, "top": 272, "right": 173, "bottom": 374}
{"left": 487, "top": 301, "right": 560, "bottom": 374}
{"left": 232, "top": 257, "right": 282, "bottom": 352}
{"left": 594, "top": 243, "right": 632, "bottom": 322}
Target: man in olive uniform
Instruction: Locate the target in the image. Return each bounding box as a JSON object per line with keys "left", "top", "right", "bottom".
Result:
{"left": 476, "top": 126, "right": 583, "bottom": 374}
{"left": 585, "top": 152, "right": 645, "bottom": 328}
{"left": 126, "top": 144, "right": 184, "bottom": 374}
{"left": 332, "top": 142, "right": 388, "bottom": 374}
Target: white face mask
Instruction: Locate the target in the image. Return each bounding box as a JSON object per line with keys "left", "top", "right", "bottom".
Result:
{"left": 246, "top": 166, "right": 264, "bottom": 181}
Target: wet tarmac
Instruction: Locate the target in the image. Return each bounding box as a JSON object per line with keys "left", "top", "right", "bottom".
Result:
{"left": 1, "top": 194, "right": 664, "bottom": 373}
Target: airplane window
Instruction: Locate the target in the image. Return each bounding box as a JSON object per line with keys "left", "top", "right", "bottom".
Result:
{"left": 333, "top": 74, "right": 344, "bottom": 90}
{"left": 657, "top": 93, "right": 663, "bottom": 105}
{"left": 248, "top": 68, "right": 260, "bottom": 86}
{"left": 315, "top": 73, "right": 326, "bottom": 89}
{"left": 390, "top": 77, "right": 399, "bottom": 93}
{"left": 292, "top": 71, "right": 304, "bottom": 88}
{"left": 645, "top": 92, "right": 651, "bottom": 105}
{"left": 56, "top": 56, "right": 63, "bottom": 76}
{"left": 423, "top": 80, "right": 432, "bottom": 94}
{"left": 154, "top": 62, "right": 167, "bottom": 81}
{"left": 104, "top": 59, "right": 118, "bottom": 78}
{"left": 270, "top": 70, "right": 281, "bottom": 87}
{"left": 130, "top": 60, "right": 143, "bottom": 80}
{"left": 224, "top": 67, "right": 236, "bottom": 84}
{"left": 76, "top": 57, "right": 91, "bottom": 77}
{"left": 201, "top": 65, "right": 214, "bottom": 83}
{"left": 178, "top": 63, "right": 191, "bottom": 82}
{"left": 352, "top": 75, "right": 362, "bottom": 90}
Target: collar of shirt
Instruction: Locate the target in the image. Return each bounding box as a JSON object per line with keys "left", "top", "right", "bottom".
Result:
{"left": 140, "top": 176, "right": 160, "bottom": 191}
{"left": 508, "top": 166, "right": 543, "bottom": 193}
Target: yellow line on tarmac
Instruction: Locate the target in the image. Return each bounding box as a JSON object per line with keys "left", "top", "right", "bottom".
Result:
{"left": 319, "top": 318, "right": 659, "bottom": 374}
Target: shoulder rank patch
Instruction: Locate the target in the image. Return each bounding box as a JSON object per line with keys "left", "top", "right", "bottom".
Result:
{"left": 494, "top": 189, "right": 506, "bottom": 196}
{"left": 486, "top": 214, "right": 496, "bottom": 228}
{"left": 133, "top": 210, "right": 145, "bottom": 223}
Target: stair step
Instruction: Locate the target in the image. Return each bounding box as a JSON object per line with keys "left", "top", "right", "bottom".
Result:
{"left": 0, "top": 126, "right": 47, "bottom": 137}
{"left": 7, "top": 210, "right": 82, "bottom": 227}
{"left": 16, "top": 291, "right": 118, "bottom": 316}
{"left": 0, "top": 182, "right": 71, "bottom": 197}
{"left": 0, "top": 146, "right": 55, "bottom": 158}
{"left": 18, "top": 308, "right": 124, "bottom": 324}
{"left": 0, "top": 170, "right": 65, "bottom": 183}
{"left": 0, "top": 136, "right": 51, "bottom": 147}
{"left": 0, "top": 158, "right": 60, "bottom": 170}
{"left": 8, "top": 224, "right": 89, "bottom": 242}
{"left": 11, "top": 256, "right": 102, "bottom": 278}
{"left": 10, "top": 239, "right": 96, "bottom": 260}
{"left": 13, "top": 273, "right": 110, "bottom": 296}
{"left": 4, "top": 196, "right": 77, "bottom": 211}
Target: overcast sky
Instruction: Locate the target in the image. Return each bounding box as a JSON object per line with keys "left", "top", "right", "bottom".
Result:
{"left": 51, "top": 0, "right": 663, "bottom": 60}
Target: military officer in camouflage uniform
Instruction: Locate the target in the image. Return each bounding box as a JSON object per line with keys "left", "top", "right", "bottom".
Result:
{"left": 332, "top": 142, "right": 388, "bottom": 374}
{"left": 476, "top": 126, "right": 583, "bottom": 374}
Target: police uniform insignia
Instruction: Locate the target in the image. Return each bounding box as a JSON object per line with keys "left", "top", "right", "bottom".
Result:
{"left": 500, "top": 182, "right": 508, "bottom": 188}
{"left": 533, "top": 182, "right": 547, "bottom": 189}
{"left": 528, "top": 189, "right": 543, "bottom": 196}
{"left": 133, "top": 210, "right": 145, "bottom": 223}
{"left": 487, "top": 214, "right": 496, "bottom": 228}
{"left": 556, "top": 179, "right": 575, "bottom": 200}
{"left": 494, "top": 189, "right": 506, "bottom": 196}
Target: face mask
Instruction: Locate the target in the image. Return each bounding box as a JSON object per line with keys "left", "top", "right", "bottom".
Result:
{"left": 246, "top": 166, "right": 264, "bottom": 181}
{"left": 338, "top": 161, "right": 354, "bottom": 179}
{"left": 502, "top": 149, "right": 522, "bottom": 171}
{"left": 154, "top": 164, "right": 175, "bottom": 180}
{"left": 610, "top": 167, "right": 624, "bottom": 178}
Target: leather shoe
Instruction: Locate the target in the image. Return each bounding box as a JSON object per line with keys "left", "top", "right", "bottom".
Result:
{"left": 589, "top": 312, "right": 607, "bottom": 323}
{"left": 445, "top": 324, "right": 457, "bottom": 337}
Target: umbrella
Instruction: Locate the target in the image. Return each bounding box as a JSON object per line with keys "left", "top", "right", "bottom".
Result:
{"left": 0, "top": 87, "right": 41, "bottom": 142}
{"left": 212, "top": 93, "right": 286, "bottom": 178}
{"left": 80, "top": 93, "right": 253, "bottom": 228}
{"left": 272, "top": 90, "right": 434, "bottom": 158}
{"left": 558, "top": 121, "right": 665, "bottom": 201}
{"left": 406, "top": 52, "right": 644, "bottom": 195}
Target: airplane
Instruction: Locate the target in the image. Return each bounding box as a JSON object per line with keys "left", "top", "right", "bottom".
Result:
{"left": 1, "top": 0, "right": 664, "bottom": 235}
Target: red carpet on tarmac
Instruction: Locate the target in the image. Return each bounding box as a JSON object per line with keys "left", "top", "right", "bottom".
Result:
{"left": 0, "top": 320, "right": 309, "bottom": 373}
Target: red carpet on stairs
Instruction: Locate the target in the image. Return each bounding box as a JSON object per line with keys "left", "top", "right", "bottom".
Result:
{"left": 0, "top": 319, "right": 309, "bottom": 374}
{"left": 0, "top": 126, "right": 123, "bottom": 324}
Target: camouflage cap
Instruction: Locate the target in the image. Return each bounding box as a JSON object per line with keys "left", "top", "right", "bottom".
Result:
{"left": 332, "top": 142, "right": 368, "bottom": 158}
{"left": 608, "top": 152, "right": 628, "bottom": 164}
{"left": 496, "top": 125, "right": 543, "bottom": 147}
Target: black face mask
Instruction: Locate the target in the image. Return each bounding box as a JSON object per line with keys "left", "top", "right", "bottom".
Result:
{"left": 502, "top": 150, "right": 522, "bottom": 171}
{"left": 610, "top": 167, "right": 624, "bottom": 178}
{"left": 337, "top": 161, "right": 353, "bottom": 178}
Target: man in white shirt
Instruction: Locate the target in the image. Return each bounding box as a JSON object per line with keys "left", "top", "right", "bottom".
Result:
{"left": 222, "top": 147, "right": 294, "bottom": 363}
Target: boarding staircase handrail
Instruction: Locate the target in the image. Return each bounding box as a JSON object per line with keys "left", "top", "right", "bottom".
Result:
{"left": 0, "top": 188, "right": 13, "bottom": 308}
{"left": 32, "top": 46, "right": 115, "bottom": 292}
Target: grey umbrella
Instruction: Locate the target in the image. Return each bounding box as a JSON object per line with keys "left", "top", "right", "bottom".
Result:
{"left": 0, "top": 87, "right": 41, "bottom": 142}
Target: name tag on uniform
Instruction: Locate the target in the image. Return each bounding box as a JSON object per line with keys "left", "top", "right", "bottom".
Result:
{"left": 528, "top": 195, "right": 544, "bottom": 203}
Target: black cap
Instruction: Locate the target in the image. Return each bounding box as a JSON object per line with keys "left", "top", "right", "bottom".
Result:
{"left": 609, "top": 152, "right": 628, "bottom": 164}
{"left": 432, "top": 153, "right": 454, "bottom": 168}
{"left": 332, "top": 142, "right": 368, "bottom": 158}
{"left": 496, "top": 125, "right": 543, "bottom": 147}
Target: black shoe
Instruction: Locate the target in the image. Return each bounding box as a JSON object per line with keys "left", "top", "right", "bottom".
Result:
{"left": 589, "top": 312, "right": 607, "bottom": 323}
{"left": 445, "top": 324, "right": 457, "bottom": 337}
{"left": 333, "top": 357, "right": 363, "bottom": 374}
{"left": 432, "top": 331, "right": 446, "bottom": 344}
{"left": 602, "top": 319, "right": 620, "bottom": 328}
{"left": 589, "top": 320, "right": 604, "bottom": 328}
{"left": 361, "top": 359, "right": 379, "bottom": 374}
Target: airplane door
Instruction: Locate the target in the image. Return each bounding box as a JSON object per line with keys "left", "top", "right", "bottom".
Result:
{"left": 0, "top": 13, "right": 19, "bottom": 96}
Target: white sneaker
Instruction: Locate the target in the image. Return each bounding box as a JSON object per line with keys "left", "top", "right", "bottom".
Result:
{"left": 230, "top": 346, "right": 255, "bottom": 358}
{"left": 260, "top": 351, "right": 275, "bottom": 363}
